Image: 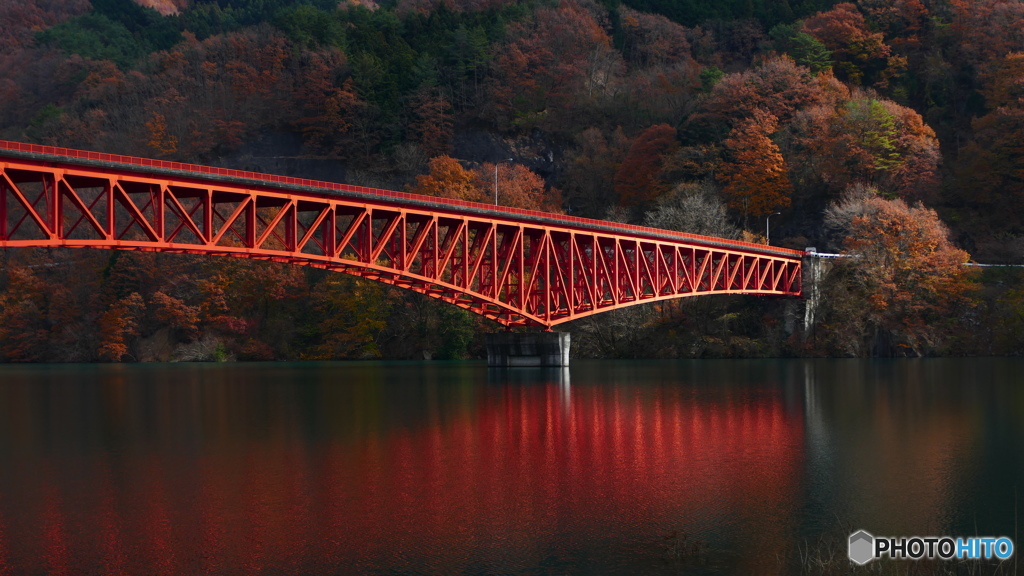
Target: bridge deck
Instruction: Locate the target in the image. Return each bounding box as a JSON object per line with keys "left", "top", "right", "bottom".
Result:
{"left": 0, "top": 141, "right": 802, "bottom": 259}
{"left": 0, "top": 140, "right": 802, "bottom": 328}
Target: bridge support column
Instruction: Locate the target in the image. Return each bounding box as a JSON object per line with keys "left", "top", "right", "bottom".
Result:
{"left": 801, "top": 247, "right": 836, "bottom": 338}
{"left": 486, "top": 332, "right": 570, "bottom": 367}
{"left": 803, "top": 248, "right": 821, "bottom": 334}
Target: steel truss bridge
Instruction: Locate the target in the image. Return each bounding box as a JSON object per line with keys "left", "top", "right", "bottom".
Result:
{"left": 0, "top": 141, "right": 802, "bottom": 329}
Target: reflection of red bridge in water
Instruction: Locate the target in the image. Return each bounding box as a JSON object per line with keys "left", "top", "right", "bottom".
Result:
{"left": 0, "top": 374, "right": 806, "bottom": 575}
{"left": 0, "top": 141, "right": 802, "bottom": 328}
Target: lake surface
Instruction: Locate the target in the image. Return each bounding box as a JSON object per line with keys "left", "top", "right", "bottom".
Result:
{"left": 0, "top": 359, "right": 1021, "bottom": 575}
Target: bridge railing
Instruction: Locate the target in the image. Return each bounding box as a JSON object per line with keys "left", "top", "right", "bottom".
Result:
{"left": 0, "top": 140, "right": 803, "bottom": 258}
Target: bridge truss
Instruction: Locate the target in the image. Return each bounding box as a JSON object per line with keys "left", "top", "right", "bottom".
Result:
{"left": 0, "top": 141, "right": 802, "bottom": 328}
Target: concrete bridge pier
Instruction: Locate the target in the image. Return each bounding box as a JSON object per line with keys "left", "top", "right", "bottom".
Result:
{"left": 801, "top": 247, "right": 837, "bottom": 338}
{"left": 486, "top": 332, "right": 570, "bottom": 367}
{"left": 803, "top": 248, "right": 822, "bottom": 334}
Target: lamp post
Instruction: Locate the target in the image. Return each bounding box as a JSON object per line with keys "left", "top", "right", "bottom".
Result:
{"left": 766, "top": 211, "right": 781, "bottom": 245}
{"left": 494, "top": 158, "right": 513, "bottom": 205}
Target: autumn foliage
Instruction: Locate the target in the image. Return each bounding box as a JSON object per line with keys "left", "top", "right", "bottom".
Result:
{"left": 801, "top": 3, "right": 892, "bottom": 86}
{"left": 817, "top": 188, "right": 974, "bottom": 355}
{"left": 410, "top": 156, "right": 562, "bottom": 212}
{"left": 716, "top": 110, "right": 791, "bottom": 221}
{"left": 786, "top": 96, "right": 940, "bottom": 202}
{"left": 613, "top": 124, "right": 677, "bottom": 207}
{"left": 410, "top": 155, "right": 480, "bottom": 201}
{"left": 489, "top": 0, "right": 622, "bottom": 128}
{"left": 98, "top": 293, "right": 145, "bottom": 362}
{"left": 1, "top": 0, "right": 1023, "bottom": 358}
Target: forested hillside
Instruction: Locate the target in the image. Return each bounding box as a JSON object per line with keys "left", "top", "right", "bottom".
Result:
{"left": 2, "top": 0, "right": 1024, "bottom": 361}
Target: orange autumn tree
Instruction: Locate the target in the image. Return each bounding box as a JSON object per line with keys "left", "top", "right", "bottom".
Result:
{"left": 479, "top": 162, "right": 563, "bottom": 212}
{"left": 411, "top": 156, "right": 562, "bottom": 213}
{"left": 716, "top": 109, "right": 791, "bottom": 226}
{"left": 145, "top": 113, "right": 178, "bottom": 157}
{"left": 819, "top": 187, "right": 974, "bottom": 355}
{"left": 409, "top": 155, "right": 480, "bottom": 201}
{"left": 196, "top": 272, "right": 248, "bottom": 334}
{"left": 801, "top": 2, "right": 892, "bottom": 86}
{"left": 152, "top": 291, "right": 200, "bottom": 341}
{"left": 97, "top": 293, "right": 145, "bottom": 362}
{"left": 703, "top": 55, "right": 849, "bottom": 125}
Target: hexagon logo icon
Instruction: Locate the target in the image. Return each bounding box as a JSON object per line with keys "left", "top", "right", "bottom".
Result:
{"left": 849, "top": 530, "right": 874, "bottom": 565}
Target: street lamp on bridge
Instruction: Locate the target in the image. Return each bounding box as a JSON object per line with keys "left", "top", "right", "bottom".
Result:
{"left": 494, "top": 158, "right": 514, "bottom": 205}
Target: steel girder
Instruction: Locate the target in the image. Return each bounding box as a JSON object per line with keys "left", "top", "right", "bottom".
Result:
{"left": 0, "top": 142, "right": 802, "bottom": 328}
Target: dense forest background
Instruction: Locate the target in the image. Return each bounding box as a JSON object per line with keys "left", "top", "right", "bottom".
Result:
{"left": 2, "top": 0, "right": 1024, "bottom": 361}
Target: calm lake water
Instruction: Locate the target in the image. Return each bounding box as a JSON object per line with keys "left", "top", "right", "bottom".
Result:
{"left": 0, "top": 359, "right": 1022, "bottom": 575}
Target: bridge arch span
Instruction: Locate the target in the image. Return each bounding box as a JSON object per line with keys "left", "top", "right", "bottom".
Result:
{"left": 0, "top": 142, "right": 802, "bottom": 328}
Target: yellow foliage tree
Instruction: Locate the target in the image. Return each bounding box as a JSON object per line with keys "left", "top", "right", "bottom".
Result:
{"left": 409, "top": 155, "right": 483, "bottom": 201}
{"left": 145, "top": 113, "right": 178, "bottom": 157}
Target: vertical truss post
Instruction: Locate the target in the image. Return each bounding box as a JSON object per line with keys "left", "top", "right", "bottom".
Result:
{"left": 0, "top": 173, "right": 6, "bottom": 240}
{"left": 48, "top": 173, "right": 58, "bottom": 241}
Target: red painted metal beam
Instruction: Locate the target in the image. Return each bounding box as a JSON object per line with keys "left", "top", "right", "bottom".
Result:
{"left": 0, "top": 141, "right": 802, "bottom": 328}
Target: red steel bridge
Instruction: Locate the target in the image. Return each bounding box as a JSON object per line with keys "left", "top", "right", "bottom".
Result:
{"left": 0, "top": 141, "right": 802, "bottom": 329}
